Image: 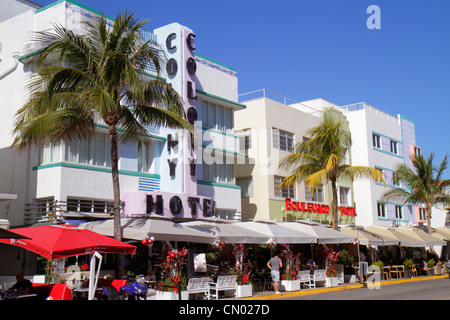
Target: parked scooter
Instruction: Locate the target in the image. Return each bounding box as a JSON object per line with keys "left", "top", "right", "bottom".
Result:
{"left": 101, "top": 281, "right": 147, "bottom": 300}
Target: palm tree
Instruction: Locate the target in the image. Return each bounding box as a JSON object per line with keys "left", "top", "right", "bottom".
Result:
{"left": 12, "top": 13, "right": 192, "bottom": 278}
{"left": 278, "top": 108, "right": 384, "bottom": 230}
{"left": 382, "top": 153, "right": 450, "bottom": 233}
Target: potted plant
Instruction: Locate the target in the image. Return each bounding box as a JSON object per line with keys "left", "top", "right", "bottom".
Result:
{"left": 427, "top": 259, "right": 436, "bottom": 276}
{"left": 339, "top": 250, "right": 356, "bottom": 283}
{"left": 324, "top": 249, "right": 340, "bottom": 287}
{"left": 279, "top": 245, "right": 301, "bottom": 292}
{"left": 155, "top": 247, "right": 189, "bottom": 300}
{"left": 403, "top": 259, "right": 414, "bottom": 278}
{"left": 232, "top": 244, "right": 253, "bottom": 298}
{"left": 371, "top": 260, "right": 384, "bottom": 272}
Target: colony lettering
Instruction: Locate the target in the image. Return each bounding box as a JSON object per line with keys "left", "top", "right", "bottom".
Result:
{"left": 285, "top": 198, "right": 356, "bottom": 216}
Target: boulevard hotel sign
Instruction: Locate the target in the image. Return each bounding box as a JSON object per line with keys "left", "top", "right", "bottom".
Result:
{"left": 284, "top": 198, "right": 357, "bottom": 217}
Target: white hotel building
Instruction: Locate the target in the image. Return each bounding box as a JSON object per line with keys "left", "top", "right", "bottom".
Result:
{"left": 0, "top": 0, "right": 244, "bottom": 228}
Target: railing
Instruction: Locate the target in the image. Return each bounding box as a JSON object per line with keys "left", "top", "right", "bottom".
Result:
{"left": 238, "top": 89, "right": 322, "bottom": 114}
{"left": 24, "top": 200, "right": 114, "bottom": 225}
{"left": 341, "top": 102, "right": 399, "bottom": 123}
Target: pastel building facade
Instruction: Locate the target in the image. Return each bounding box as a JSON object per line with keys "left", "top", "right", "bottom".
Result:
{"left": 0, "top": 0, "right": 243, "bottom": 227}
{"left": 341, "top": 103, "right": 447, "bottom": 228}
{"left": 235, "top": 90, "right": 357, "bottom": 225}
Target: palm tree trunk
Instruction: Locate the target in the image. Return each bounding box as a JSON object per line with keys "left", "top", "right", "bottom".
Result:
{"left": 109, "top": 124, "right": 123, "bottom": 279}
{"left": 331, "top": 179, "right": 339, "bottom": 230}
{"left": 426, "top": 206, "right": 432, "bottom": 234}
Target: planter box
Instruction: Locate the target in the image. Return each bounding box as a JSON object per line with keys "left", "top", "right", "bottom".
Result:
{"left": 280, "top": 280, "right": 301, "bottom": 292}
{"left": 236, "top": 284, "right": 253, "bottom": 298}
{"left": 404, "top": 267, "right": 413, "bottom": 278}
{"left": 325, "top": 277, "right": 339, "bottom": 288}
{"left": 155, "top": 290, "right": 188, "bottom": 300}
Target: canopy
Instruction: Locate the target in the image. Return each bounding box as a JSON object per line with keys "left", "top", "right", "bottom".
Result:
{"left": 430, "top": 227, "right": 450, "bottom": 241}
{"left": 289, "top": 220, "right": 353, "bottom": 244}
{"left": 395, "top": 226, "right": 446, "bottom": 246}
{"left": 365, "top": 225, "right": 445, "bottom": 247}
{"left": 236, "top": 221, "right": 317, "bottom": 244}
{"left": 0, "top": 224, "right": 136, "bottom": 259}
{"left": 181, "top": 219, "right": 271, "bottom": 244}
{"left": 339, "top": 225, "right": 399, "bottom": 246}
{"left": 0, "top": 228, "right": 31, "bottom": 239}
{"left": 79, "top": 217, "right": 217, "bottom": 244}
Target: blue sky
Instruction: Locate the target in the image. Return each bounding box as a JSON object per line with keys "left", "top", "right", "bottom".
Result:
{"left": 38, "top": 0, "right": 450, "bottom": 178}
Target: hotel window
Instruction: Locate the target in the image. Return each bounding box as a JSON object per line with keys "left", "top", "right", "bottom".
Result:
{"left": 339, "top": 186, "right": 350, "bottom": 206}
{"left": 273, "top": 128, "right": 294, "bottom": 151}
{"left": 392, "top": 172, "right": 401, "bottom": 187}
{"left": 274, "top": 176, "right": 295, "bottom": 198}
{"left": 390, "top": 140, "right": 398, "bottom": 155}
{"left": 395, "top": 205, "right": 403, "bottom": 219}
{"left": 138, "top": 141, "right": 152, "bottom": 172}
{"left": 372, "top": 133, "right": 381, "bottom": 149}
{"left": 202, "top": 100, "right": 232, "bottom": 132}
{"left": 202, "top": 153, "right": 235, "bottom": 184}
{"left": 419, "top": 208, "right": 426, "bottom": 221}
{"left": 65, "top": 138, "right": 90, "bottom": 164}
{"left": 414, "top": 147, "right": 422, "bottom": 158}
{"left": 377, "top": 202, "right": 386, "bottom": 218}
{"left": 305, "top": 185, "right": 324, "bottom": 202}
{"left": 39, "top": 142, "right": 61, "bottom": 165}
{"left": 92, "top": 133, "right": 111, "bottom": 167}
{"left": 236, "top": 177, "right": 253, "bottom": 197}
{"left": 65, "top": 133, "right": 111, "bottom": 167}
{"left": 236, "top": 129, "right": 252, "bottom": 153}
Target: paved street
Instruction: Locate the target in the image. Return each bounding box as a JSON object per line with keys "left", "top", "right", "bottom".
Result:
{"left": 278, "top": 278, "right": 450, "bottom": 300}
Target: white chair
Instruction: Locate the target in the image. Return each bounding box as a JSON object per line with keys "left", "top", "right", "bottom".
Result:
{"left": 296, "top": 270, "right": 311, "bottom": 288}
{"left": 309, "top": 269, "right": 326, "bottom": 288}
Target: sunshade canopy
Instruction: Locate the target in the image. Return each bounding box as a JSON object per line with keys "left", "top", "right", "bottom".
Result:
{"left": 365, "top": 226, "right": 445, "bottom": 247}
{"left": 79, "top": 217, "right": 217, "bottom": 244}
{"left": 290, "top": 220, "right": 354, "bottom": 244}
{"left": 339, "top": 226, "right": 399, "bottom": 246}
{"left": 0, "top": 224, "right": 136, "bottom": 259}
{"left": 181, "top": 220, "right": 272, "bottom": 244}
{"left": 0, "top": 228, "right": 31, "bottom": 239}
{"left": 236, "top": 221, "right": 317, "bottom": 244}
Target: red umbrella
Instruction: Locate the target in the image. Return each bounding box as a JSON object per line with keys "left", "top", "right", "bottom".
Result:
{"left": 0, "top": 224, "right": 136, "bottom": 259}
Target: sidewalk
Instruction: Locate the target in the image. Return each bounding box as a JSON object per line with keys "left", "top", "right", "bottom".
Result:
{"left": 237, "top": 274, "right": 449, "bottom": 300}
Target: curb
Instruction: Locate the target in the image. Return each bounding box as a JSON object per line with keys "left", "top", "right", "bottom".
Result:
{"left": 237, "top": 274, "right": 449, "bottom": 300}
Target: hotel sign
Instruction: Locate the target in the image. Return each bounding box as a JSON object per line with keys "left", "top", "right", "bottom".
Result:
{"left": 285, "top": 198, "right": 356, "bottom": 216}
{"left": 122, "top": 192, "right": 214, "bottom": 219}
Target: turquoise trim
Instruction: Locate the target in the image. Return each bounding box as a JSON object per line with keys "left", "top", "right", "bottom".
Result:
{"left": 372, "top": 131, "right": 401, "bottom": 143}
{"left": 32, "top": 162, "right": 161, "bottom": 179}
{"left": 202, "top": 144, "right": 247, "bottom": 158}
{"left": 197, "top": 179, "right": 241, "bottom": 190}
{"left": 197, "top": 126, "right": 239, "bottom": 139}
{"left": 372, "top": 147, "right": 404, "bottom": 159}
{"left": 195, "top": 53, "right": 236, "bottom": 72}
{"left": 95, "top": 124, "right": 166, "bottom": 141}
{"left": 196, "top": 89, "right": 246, "bottom": 109}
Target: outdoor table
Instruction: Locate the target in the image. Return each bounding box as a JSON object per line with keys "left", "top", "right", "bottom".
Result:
{"left": 2, "top": 293, "right": 37, "bottom": 300}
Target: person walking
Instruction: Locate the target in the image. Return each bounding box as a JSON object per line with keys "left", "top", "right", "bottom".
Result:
{"left": 267, "top": 252, "right": 283, "bottom": 294}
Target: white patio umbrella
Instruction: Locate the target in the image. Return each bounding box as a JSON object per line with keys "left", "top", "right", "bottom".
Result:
{"left": 235, "top": 220, "right": 317, "bottom": 244}
{"left": 181, "top": 219, "right": 272, "bottom": 244}
{"left": 78, "top": 216, "right": 217, "bottom": 244}
{"left": 290, "top": 220, "right": 354, "bottom": 244}
{"left": 365, "top": 225, "right": 445, "bottom": 247}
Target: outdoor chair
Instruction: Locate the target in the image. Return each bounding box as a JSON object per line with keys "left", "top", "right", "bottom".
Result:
{"left": 383, "top": 266, "right": 391, "bottom": 280}
{"left": 186, "top": 277, "right": 211, "bottom": 300}
{"left": 296, "top": 270, "right": 311, "bottom": 288}
{"left": 309, "top": 269, "right": 326, "bottom": 288}
{"left": 209, "top": 275, "right": 237, "bottom": 300}
{"left": 412, "top": 265, "right": 418, "bottom": 277}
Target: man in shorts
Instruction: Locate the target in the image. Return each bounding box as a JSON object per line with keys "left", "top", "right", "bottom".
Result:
{"left": 267, "top": 252, "right": 283, "bottom": 294}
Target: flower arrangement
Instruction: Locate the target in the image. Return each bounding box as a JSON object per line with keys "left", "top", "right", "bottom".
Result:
{"left": 279, "top": 244, "right": 301, "bottom": 276}
{"left": 157, "top": 247, "right": 188, "bottom": 292}
{"left": 323, "top": 249, "right": 340, "bottom": 278}
{"left": 230, "top": 244, "right": 253, "bottom": 286}
{"left": 281, "top": 270, "right": 297, "bottom": 281}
